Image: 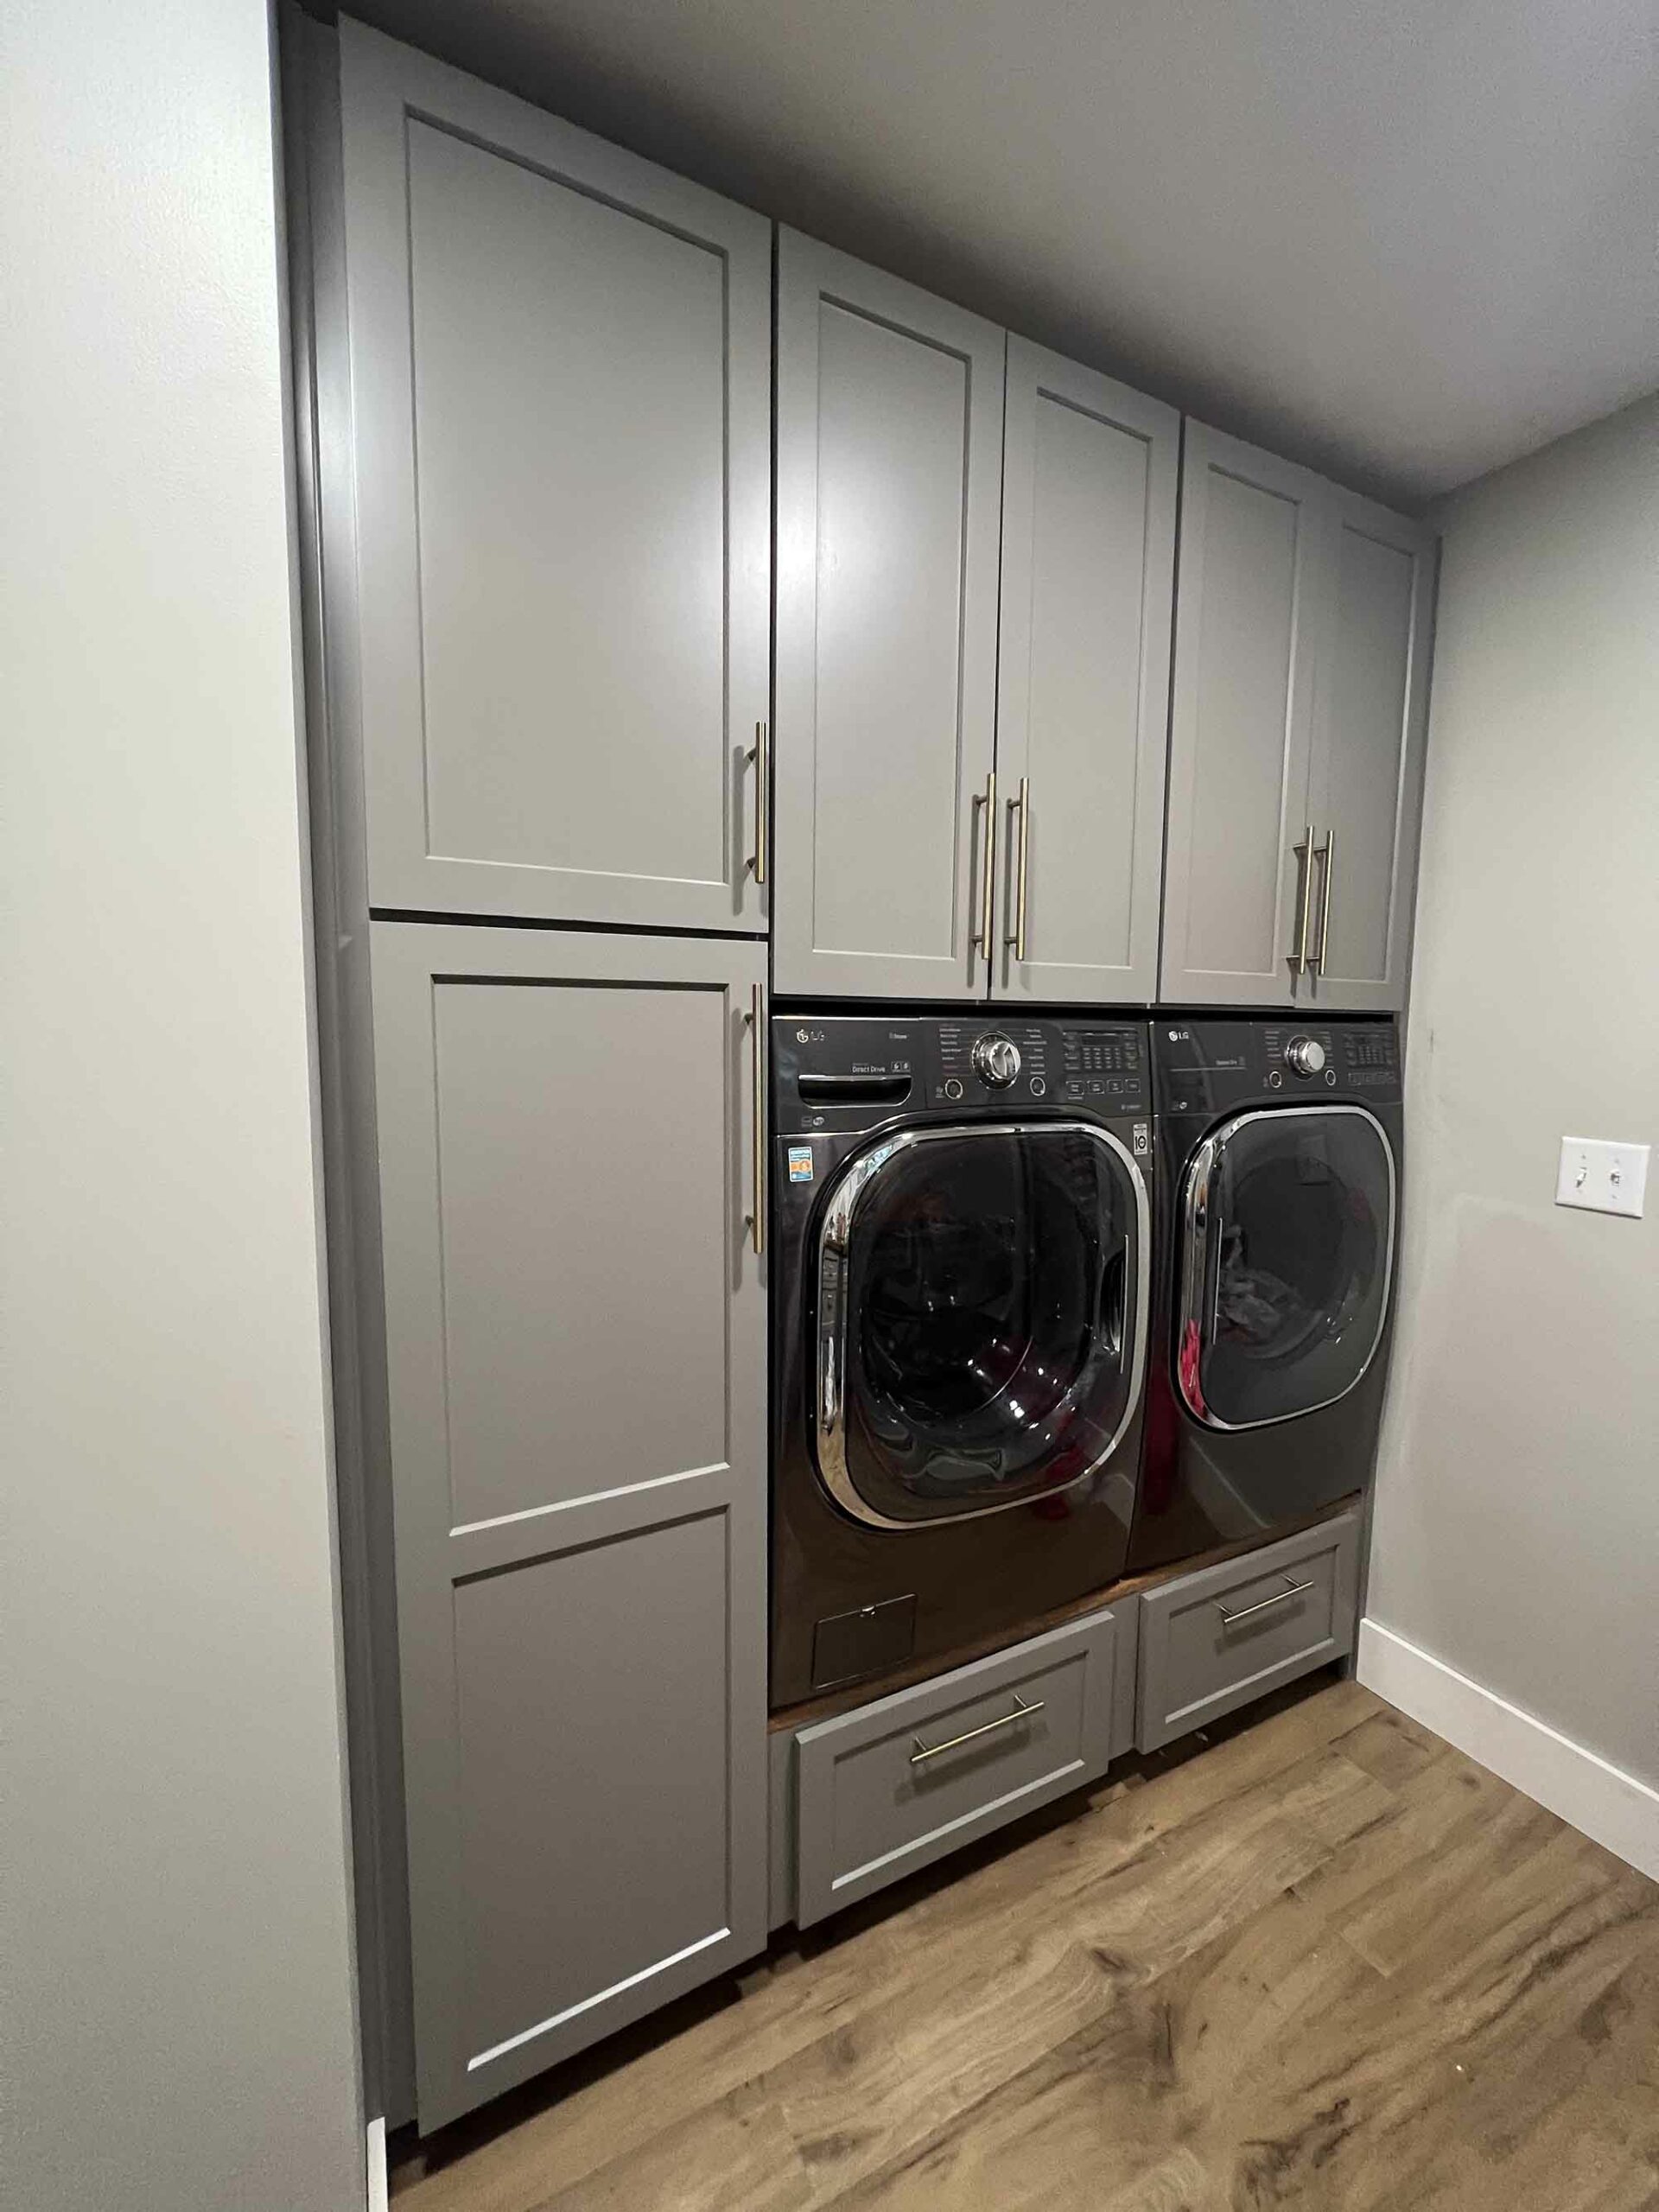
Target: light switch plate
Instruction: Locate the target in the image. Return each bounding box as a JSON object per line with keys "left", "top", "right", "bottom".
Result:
{"left": 1555, "top": 1136, "right": 1649, "bottom": 1219}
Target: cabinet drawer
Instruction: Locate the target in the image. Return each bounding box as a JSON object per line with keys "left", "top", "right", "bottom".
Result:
{"left": 792, "top": 1610, "right": 1119, "bottom": 1927}
{"left": 1136, "top": 1513, "right": 1360, "bottom": 1753}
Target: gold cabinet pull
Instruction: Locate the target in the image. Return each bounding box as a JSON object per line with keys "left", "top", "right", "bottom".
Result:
{"left": 747, "top": 721, "right": 768, "bottom": 887}
{"left": 970, "top": 770, "right": 997, "bottom": 971}
{"left": 745, "top": 982, "right": 765, "bottom": 1256}
{"left": 910, "top": 1691, "right": 1044, "bottom": 1767}
{"left": 1005, "top": 777, "right": 1030, "bottom": 964}
{"left": 1287, "top": 823, "right": 1316, "bottom": 975}
{"left": 1312, "top": 827, "right": 1334, "bottom": 974}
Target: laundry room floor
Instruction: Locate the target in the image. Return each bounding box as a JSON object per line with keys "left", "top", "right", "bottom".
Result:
{"left": 392, "top": 1676, "right": 1659, "bottom": 2211}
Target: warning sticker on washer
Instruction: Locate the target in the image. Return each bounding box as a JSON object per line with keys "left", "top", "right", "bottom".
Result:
{"left": 1132, "top": 1122, "right": 1152, "bottom": 1157}
{"left": 786, "top": 1144, "right": 815, "bottom": 1183}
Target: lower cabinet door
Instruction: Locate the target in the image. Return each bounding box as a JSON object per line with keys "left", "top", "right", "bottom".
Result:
{"left": 1135, "top": 1513, "right": 1361, "bottom": 1753}
{"left": 792, "top": 1610, "right": 1121, "bottom": 1926}
{"left": 369, "top": 922, "right": 768, "bottom": 2127}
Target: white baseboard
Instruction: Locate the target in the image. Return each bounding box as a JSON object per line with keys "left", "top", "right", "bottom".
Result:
{"left": 365, "top": 2117, "right": 388, "bottom": 2212}
{"left": 1357, "top": 1618, "right": 1659, "bottom": 1883}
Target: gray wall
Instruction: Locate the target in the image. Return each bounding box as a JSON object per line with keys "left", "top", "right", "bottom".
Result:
{"left": 1367, "top": 394, "right": 1659, "bottom": 1789}
{"left": 3, "top": 3, "right": 365, "bottom": 2207}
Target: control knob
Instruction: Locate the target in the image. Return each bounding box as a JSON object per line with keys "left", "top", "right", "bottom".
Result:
{"left": 1285, "top": 1034, "right": 1327, "bottom": 1078}
{"left": 971, "top": 1033, "right": 1021, "bottom": 1088}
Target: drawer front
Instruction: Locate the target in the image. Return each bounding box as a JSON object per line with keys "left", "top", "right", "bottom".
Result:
{"left": 793, "top": 1610, "right": 1118, "bottom": 1926}
{"left": 1136, "top": 1513, "right": 1360, "bottom": 1752}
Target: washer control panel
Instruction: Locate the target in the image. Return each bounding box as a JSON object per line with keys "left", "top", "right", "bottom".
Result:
{"left": 772, "top": 1014, "right": 1151, "bottom": 1133}
{"left": 1157, "top": 1017, "right": 1401, "bottom": 1115}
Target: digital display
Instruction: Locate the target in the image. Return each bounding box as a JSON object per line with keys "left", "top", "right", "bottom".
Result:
{"left": 1063, "top": 1030, "right": 1141, "bottom": 1075}
{"left": 1343, "top": 1030, "right": 1396, "bottom": 1068}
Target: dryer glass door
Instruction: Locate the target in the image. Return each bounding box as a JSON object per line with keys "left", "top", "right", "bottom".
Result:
{"left": 816, "top": 1122, "right": 1148, "bottom": 1527}
{"left": 1179, "top": 1104, "right": 1395, "bottom": 1430}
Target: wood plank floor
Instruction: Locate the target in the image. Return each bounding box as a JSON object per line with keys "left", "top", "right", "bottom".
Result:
{"left": 392, "top": 1676, "right": 1659, "bottom": 2210}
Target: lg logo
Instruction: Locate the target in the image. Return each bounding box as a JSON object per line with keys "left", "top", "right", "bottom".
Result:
{"left": 795, "top": 1027, "right": 825, "bottom": 1044}
{"left": 1167, "top": 1028, "right": 1191, "bottom": 1043}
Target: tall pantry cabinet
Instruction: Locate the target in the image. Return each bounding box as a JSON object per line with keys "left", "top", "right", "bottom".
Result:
{"left": 293, "top": 16, "right": 771, "bottom": 2131}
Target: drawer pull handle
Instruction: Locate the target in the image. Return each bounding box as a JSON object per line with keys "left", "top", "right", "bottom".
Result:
{"left": 1216, "top": 1575, "right": 1315, "bottom": 1627}
{"left": 909, "top": 1692, "right": 1044, "bottom": 1768}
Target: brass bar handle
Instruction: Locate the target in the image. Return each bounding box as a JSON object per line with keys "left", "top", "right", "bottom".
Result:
{"left": 1312, "top": 827, "right": 1334, "bottom": 974}
{"left": 1216, "top": 1575, "right": 1314, "bottom": 1628}
{"left": 1005, "top": 777, "right": 1030, "bottom": 964}
{"left": 747, "top": 721, "right": 768, "bottom": 888}
{"left": 910, "top": 1691, "right": 1044, "bottom": 1768}
{"left": 745, "top": 982, "right": 765, "bottom": 1256}
{"left": 1287, "top": 823, "right": 1315, "bottom": 975}
{"left": 970, "top": 769, "right": 997, "bottom": 969}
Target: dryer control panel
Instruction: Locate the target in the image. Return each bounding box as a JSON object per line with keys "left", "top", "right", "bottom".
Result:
{"left": 773, "top": 1014, "right": 1152, "bottom": 1135}
{"left": 1156, "top": 1017, "right": 1402, "bottom": 1116}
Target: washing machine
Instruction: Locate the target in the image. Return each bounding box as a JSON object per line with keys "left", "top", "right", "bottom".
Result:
{"left": 770, "top": 1012, "right": 1154, "bottom": 1710}
{"left": 1127, "top": 1016, "right": 1402, "bottom": 1576}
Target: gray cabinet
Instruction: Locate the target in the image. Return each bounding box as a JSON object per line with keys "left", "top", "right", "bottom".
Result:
{"left": 1304, "top": 488, "right": 1436, "bottom": 1011}
{"left": 337, "top": 21, "right": 771, "bottom": 932}
{"left": 368, "top": 922, "right": 767, "bottom": 2128}
{"left": 994, "top": 340, "right": 1178, "bottom": 1005}
{"left": 777, "top": 1605, "right": 1128, "bottom": 1929}
{"left": 772, "top": 230, "right": 1005, "bottom": 1000}
{"left": 1161, "top": 423, "right": 1434, "bottom": 1011}
{"left": 1135, "top": 1514, "right": 1361, "bottom": 1753}
{"left": 1160, "top": 425, "right": 1324, "bottom": 1007}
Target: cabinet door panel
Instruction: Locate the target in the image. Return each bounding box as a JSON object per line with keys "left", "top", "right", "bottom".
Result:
{"left": 1160, "top": 426, "right": 1322, "bottom": 1007}
{"left": 371, "top": 923, "right": 766, "bottom": 2127}
{"left": 1306, "top": 493, "right": 1435, "bottom": 1011}
{"left": 995, "top": 341, "right": 1177, "bottom": 1004}
{"left": 340, "top": 22, "right": 769, "bottom": 931}
{"left": 774, "top": 232, "right": 1004, "bottom": 999}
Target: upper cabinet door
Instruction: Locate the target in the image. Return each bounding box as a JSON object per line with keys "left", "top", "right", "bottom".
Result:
{"left": 1160, "top": 425, "right": 1324, "bottom": 1007}
{"left": 1303, "top": 491, "right": 1436, "bottom": 1012}
{"left": 337, "top": 21, "right": 770, "bottom": 931}
{"left": 773, "top": 232, "right": 1005, "bottom": 1000}
{"left": 994, "top": 341, "right": 1178, "bottom": 1005}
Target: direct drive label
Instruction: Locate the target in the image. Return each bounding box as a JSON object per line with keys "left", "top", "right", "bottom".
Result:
{"left": 786, "top": 1144, "right": 815, "bottom": 1184}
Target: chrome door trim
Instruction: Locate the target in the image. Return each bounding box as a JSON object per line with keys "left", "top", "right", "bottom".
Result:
{"left": 1176, "top": 1103, "right": 1398, "bottom": 1433}
{"left": 815, "top": 1120, "right": 1151, "bottom": 1531}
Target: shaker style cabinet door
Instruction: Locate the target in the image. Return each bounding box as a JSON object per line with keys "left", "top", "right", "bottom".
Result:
{"left": 773, "top": 231, "right": 1005, "bottom": 999}
{"left": 1302, "top": 489, "right": 1436, "bottom": 1011}
{"left": 1160, "top": 424, "right": 1324, "bottom": 1007}
{"left": 994, "top": 340, "right": 1178, "bottom": 1004}
{"left": 369, "top": 924, "right": 768, "bottom": 2128}
{"left": 337, "top": 21, "right": 770, "bottom": 931}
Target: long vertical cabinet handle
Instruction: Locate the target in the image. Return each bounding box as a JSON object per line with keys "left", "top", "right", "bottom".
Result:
{"left": 745, "top": 982, "right": 765, "bottom": 1256}
{"left": 747, "top": 721, "right": 768, "bottom": 887}
{"left": 1313, "top": 827, "right": 1334, "bottom": 974}
{"left": 1287, "top": 823, "right": 1316, "bottom": 976}
{"left": 970, "top": 770, "right": 997, "bottom": 973}
{"left": 1004, "top": 778, "right": 1030, "bottom": 965}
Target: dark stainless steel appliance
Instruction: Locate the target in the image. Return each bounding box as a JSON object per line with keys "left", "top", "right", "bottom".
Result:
{"left": 769, "top": 1013, "right": 1154, "bottom": 1710}
{"left": 1128, "top": 1016, "right": 1402, "bottom": 1575}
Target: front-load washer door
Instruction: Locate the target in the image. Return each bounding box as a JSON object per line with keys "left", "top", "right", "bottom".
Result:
{"left": 815, "top": 1122, "right": 1149, "bottom": 1529}
{"left": 1177, "top": 1104, "right": 1396, "bottom": 1430}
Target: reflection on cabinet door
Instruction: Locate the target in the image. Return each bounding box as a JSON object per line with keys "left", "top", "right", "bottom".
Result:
{"left": 1305, "top": 492, "right": 1436, "bottom": 1012}
{"left": 337, "top": 21, "right": 770, "bottom": 931}
{"left": 773, "top": 231, "right": 1005, "bottom": 1000}
{"left": 1160, "top": 425, "right": 1323, "bottom": 1008}
{"left": 995, "top": 340, "right": 1178, "bottom": 1005}
{"left": 369, "top": 924, "right": 767, "bottom": 2128}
